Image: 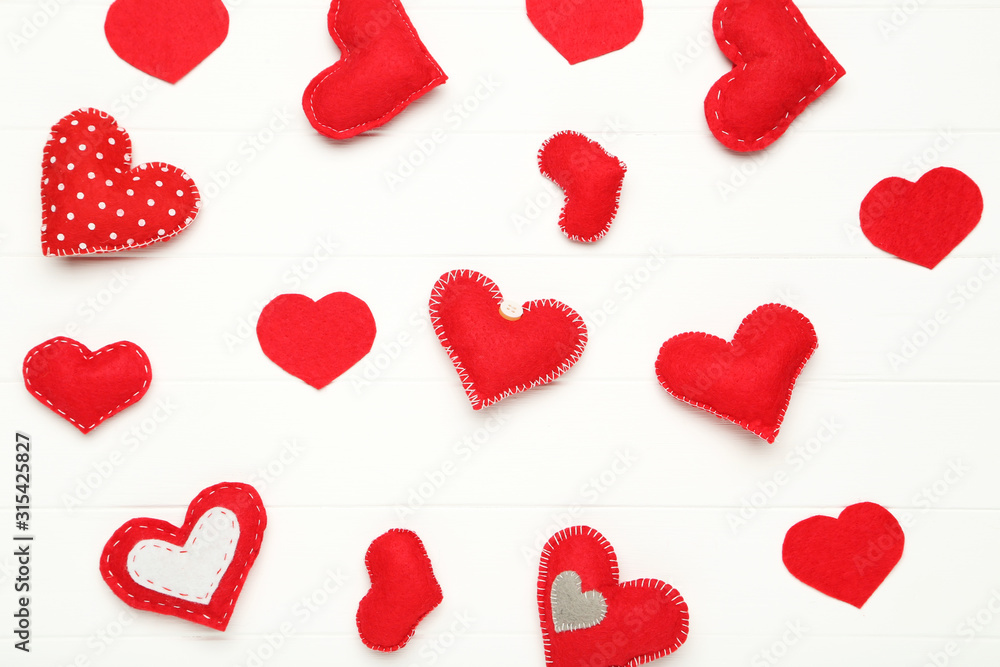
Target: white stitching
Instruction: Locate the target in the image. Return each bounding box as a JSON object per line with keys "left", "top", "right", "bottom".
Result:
{"left": 428, "top": 269, "right": 588, "bottom": 410}
{"left": 537, "top": 131, "right": 627, "bottom": 243}
{"left": 709, "top": 2, "right": 845, "bottom": 149}
{"left": 655, "top": 303, "right": 818, "bottom": 443}
{"left": 356, "top": 528, "right": 442, "bottom": 651}
{"left": 22, "top": 337, "right": 151, "bottom": 433}
{"left": 40, "top": 108, "right": 200, "bottom": 256}
{"left": 304, "top": 0, "right": 447, "bottom": 137}
{"left": 537, "top": 526, "right": 690, "bottom": 666}
{"left": 100, "top": 484, "right": 266, "bottom": 630}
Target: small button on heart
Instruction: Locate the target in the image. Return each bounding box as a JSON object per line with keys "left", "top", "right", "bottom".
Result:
{"left": 499, "top": 300, "right": 523, "bottom": 321}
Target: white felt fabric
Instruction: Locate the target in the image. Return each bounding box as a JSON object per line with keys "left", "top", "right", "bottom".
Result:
{"left": 127, "top": 507, "right": 240, "bottom": 605}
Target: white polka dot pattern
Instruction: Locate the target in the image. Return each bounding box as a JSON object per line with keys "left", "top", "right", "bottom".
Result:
{"left": 40, "top": 108, "right": 201, "bottom": 256}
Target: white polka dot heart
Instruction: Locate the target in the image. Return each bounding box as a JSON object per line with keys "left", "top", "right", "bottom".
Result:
{"left": 40, "top": 108, "right": 201, "bottom": 256}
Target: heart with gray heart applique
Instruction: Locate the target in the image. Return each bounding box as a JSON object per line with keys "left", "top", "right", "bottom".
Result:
{"left": 537, "top": 526, "right": 690, "bottom": 667}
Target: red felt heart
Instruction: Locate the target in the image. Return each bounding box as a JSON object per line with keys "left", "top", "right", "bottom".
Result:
{"left": 860, "top": 167, "right": 983, "bottom": 269}
{"left": 357, "top": 529, "right": 442, "bottom": 652}
{"left": 41, "top": 109, "right": 200, "bottom": 256}
{"left": 256, "top": 292, "right": 377, "bottom": 389}
{"left": 100, "top": 483, "right": 266, "bottom": 631}
{"left": 527, "top": 0, "right": 643, "bottom": 65}
{"left": 538, "top": 131, "right": 627, "bottom": 243}
{"left": 22, "top": 337, "right": 151, "bottom": 434}
{"left": 537, "top": 526, "right": 689, "bottom": 667}
{"left": 655, "top": 304, "right": 817, "bottom": 443}
{"left": 783, "top": 502, "right": 904, "bottom": 608}
{"left": 429, "top": 269, "right": 587, "bottom": 410}
{"left": 303, "top": 0, "right": 448, "bottom": 140}
{"left": 704, "top": 0, "right": 845, "bottom": 152}
{"left": 105, "top": 0, "right": 229, "bottom": 84}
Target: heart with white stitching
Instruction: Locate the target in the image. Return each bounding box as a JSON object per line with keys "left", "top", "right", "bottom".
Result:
{"left": 41, "top": 108, "right": 200, "bottom": 256}
{"left": 100, "top": 483, "right": 266, "bottom": 631}
{"left": 704, "top": 0, "right": 845, "bottom": 152}
{"left": 22, "top": 337, "right": 152, "bottom": 434}
{"left": 429, "top": 269, "right": 588, "bottom": 410}
{"left": 537, "top": 526, "right": 689, "bottom": 667}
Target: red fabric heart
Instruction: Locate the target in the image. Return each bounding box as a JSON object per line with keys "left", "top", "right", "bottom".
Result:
{"left": 783, "top": 502, "right": 904, "bottom": 608}
{"left": 22, "top": 337, "right": 151, "bottom": 434}
{"left": 429, "top": 269, "right": 587, "bottom": 410}
{"left": 537, "top": 526, "right": 689, "bottom": 667}
{"left": 356, "top": 529, "right": 443, "bottom": 652}
{"left": 256, "top": 292, "right": 377, "bottom": 389}
{"left": 860, "top": 167, "right": 983, "bottom": 269}
{"left": 105, "top": 0, "right": 229, "bottom": 84}
{"left": 538, "top": 131, "right": 627, "bottom": 243}
{"left": 704, "top": 0, "right": 845, "bottom": 152}
{"left": 527, "top": 0, "right": 643, "bottom": 65}
{"left": 41, "top": 109, "right": 200, "bottom": 256}
{"left": 100, "top": 483, "right": 266, "bottom": 631}
{"left": 303, "top": 0, "right": 448, "bottom": 140}
{"left": 655, "top": 304, "right": 817, "bottom": 443}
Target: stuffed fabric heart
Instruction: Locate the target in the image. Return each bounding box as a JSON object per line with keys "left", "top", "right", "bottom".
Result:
{"left": 537, "top": 526, "right": 689, "bottom": 666}
{"left": 655, "top": 304, "right": 817, "bottom": 443}
{"left": 41, "top": 108, "right": 200, "bottom": 256}
{"left": 429, "top": 269, "right": 587, "bottom": 409}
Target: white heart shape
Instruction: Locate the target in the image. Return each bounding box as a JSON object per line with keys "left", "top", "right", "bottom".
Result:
{"left": 551, "top": 570, "right": 607, "bottom": 632}
{"left": 128, "top": 507, "right": 240, "bottom": 604}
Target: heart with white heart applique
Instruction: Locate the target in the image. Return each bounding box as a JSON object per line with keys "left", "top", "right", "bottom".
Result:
{"left": 537, "top": 526, "right": 689, "bottom": 667}
{"left": 101, "top": 483, "right": 266, "bottom": 631}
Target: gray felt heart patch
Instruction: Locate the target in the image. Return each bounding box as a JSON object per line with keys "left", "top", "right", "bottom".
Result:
{"left": 551, "top": 570, "right": 607, "bottom": 632}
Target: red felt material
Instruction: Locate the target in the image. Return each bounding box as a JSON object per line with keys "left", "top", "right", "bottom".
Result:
{"left": 429, "top": 269, "right": 588, "bottom": 410}
{"left": 860, "top": 167, "right": 983, "bottom": 269}
{"left": 527, "top": 0, "right": 643, "bottom": 65}
{"left": 356, "top": 529, "right": 443, "bottom": 652}
{"left": 105, "top": 0, "right": 229, "bottom": 84}
{"left": 538, "top": 131, "right": 627, "bottom": 243}
{"left": 537, "top": 526, "right": 689, "bottom": 667}
{"left": 303, "top": 0, "right": 448, "bottom": 140}
{"left": 704, "top": 0, "right": 845, "bottom": 152}
{"left": 655, "top": 304, "right": 817, "bottom": 443}
{"left": 100, "top": 483, "right": 266, "bottom": 631}
{"left": 41, "top": 108, "right": 201, "bottom": 256}
{"left": 782, "top": 502, "right": 904, "bottom": 608}
{"left": 256, "top": 292, "right": 377, "bottom": 389}
{"left": 22, "top": 337, "right": 151, "bottom": 434}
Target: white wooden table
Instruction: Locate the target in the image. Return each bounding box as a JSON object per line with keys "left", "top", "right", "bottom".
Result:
{"left": 1, "top": 1, "right": 999, "bottom": 665}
